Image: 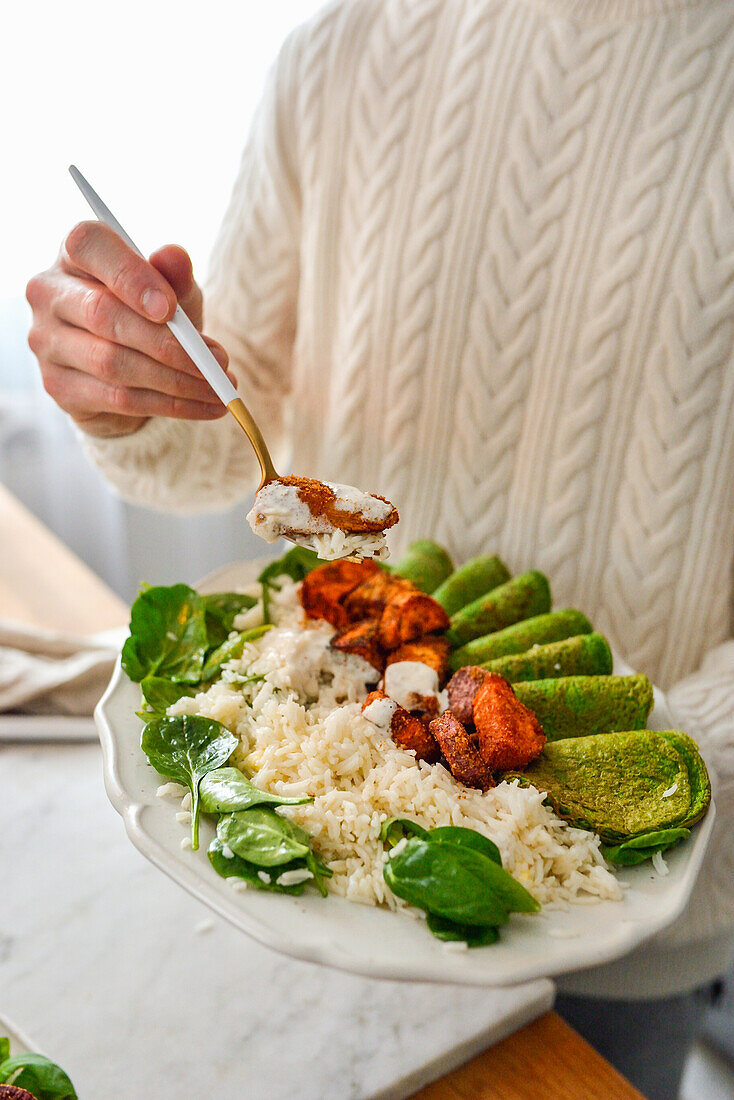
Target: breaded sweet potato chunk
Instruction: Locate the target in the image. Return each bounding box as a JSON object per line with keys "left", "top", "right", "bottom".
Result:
{"left": 446, "top": 665, "right": 491, "bottom": 725}
{"left": 343, "top": 571, "right": 411, "bottom": 620}
{"left": 473, "top": 673, "right": 546, "bottom": 771}
{"left": 379, "top": 590, "right": 450, "bottom": 650}
{"left": 276, "top": 476, "right": 399, "bottom": 533}
{"left": 300, "top": 560, "right": 379, "bottom": 628}
{"left": 331, "top": 619, "right": 385, "bottom": 672}
{"left": 391, "top": 708, "right": 441, "bottom": 763}
{"left": 429, "top": 711, "right": 494, "bottom": 790}
{"left": 386, "top": 635, "right": 451, "bottom": 682}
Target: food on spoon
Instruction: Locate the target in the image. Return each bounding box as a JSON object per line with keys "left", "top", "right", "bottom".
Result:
{"left": 446, "top": 570, "right": 552, "bottom": 647}
{"left": 386, "top": 636, "right": 451, "bottom": 681}
{"left": 482, "top": 632, "right": 612, "bottom": 682}
{"left": 450, "top": 609, "right": 592, "bottom": 672}
{"left": 379, "top": 588, "right": 450, "bottom": 649}
{"left": 504, "top": 730, "right": 711, "bottom": 842}
{"left": 247, "top": 476, "right": 399, "bottom": 561}
{"left": 513, "top": 674, "right": 653, "bottom": 740}
{"left": 391, "top": 539, "right": 454, "bottom": 594}
{"left": 472, "top": 674, "right": 546, "bottom": 771}
{"left": 300, "top": 559, "right": 379, "bottom": 629}
{"left": 429, "top": 711, "right": 495, "bottom": 790}
{"left": 433, "top": 555, "right": 511, "bottom": 616}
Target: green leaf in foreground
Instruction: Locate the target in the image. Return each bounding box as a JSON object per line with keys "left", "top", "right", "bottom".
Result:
{"left": 200, "top": 767, "right": 313, "bottom": 814}
{"left": 217, "top": 808, "right": 311, "bottom": 867}
{"left": 426, "top": 913, "right": 500, "bottom": 946}
{"left": 380, "top": 817, "right": 429, "bottom": 849}
{"left": 428, "top": 826, "right": 502, "bottom": 866}
{"left": 122, "top": 584, "right": 209, "bottom": 683}
{"left": 142, "top": 715, "right": 237, "bottom": 850}
{"left": 0, "top": 1051, "right": 78, "bottom": 1100}
{"left": 139, "top": 676, "right": 203, "bottom": 717}
{"left": 208, "top": 837, "right": 308, "bottom": 894}
{"left": 602, "top": 827, "right": 691, "bottom": 867}
{"left": 384, "top": 838, "right": 539, "bottom": 929}
{"left": 0, "top": 1039, "right": 9, "bottom": 1062}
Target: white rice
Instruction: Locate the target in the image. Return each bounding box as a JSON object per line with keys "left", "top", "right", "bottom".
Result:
{"left": 170, "top": 576, "right": 622, "bottom": 912}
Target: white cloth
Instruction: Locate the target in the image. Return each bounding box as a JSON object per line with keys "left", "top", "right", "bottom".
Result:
{"left": 0, "top": 620, "right": 120, "bottom": 716}
{"left": 77, "top": 0, "right": 734, "bottom": 996}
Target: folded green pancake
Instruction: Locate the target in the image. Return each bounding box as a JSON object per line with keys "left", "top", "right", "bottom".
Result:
{"left": 481, "top": 633, "right": 612, "bottom": 683}
{"left": 513, "top": 674, "right": 653, "bottom": 740}
{"left": 450, "top": 609, "right": 592, "bottom": 672}
{"left": 393, "top": 539, "right": 454, "bottom": 594}
{"left": 504, "top": 729, "right": 711, "bottom": 843}
{"left": 433, "top": 555, "right": 511, "bottom": 617}
{"left": 447, "top": 570, "right": 551, "bottom": 647}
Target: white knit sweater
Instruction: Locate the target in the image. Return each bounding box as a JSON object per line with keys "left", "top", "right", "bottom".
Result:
{"left": 82, "top": 0, "right": 734, "bottom": 997}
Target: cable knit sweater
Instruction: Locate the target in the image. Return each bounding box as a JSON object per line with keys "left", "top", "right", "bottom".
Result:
{"left": 81, "top": 0, "right": 734, "bottom": 997}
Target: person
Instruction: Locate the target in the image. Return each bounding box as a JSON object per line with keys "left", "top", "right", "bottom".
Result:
{"left": 25, "top": 0, "right": 734, "bottom": 1094}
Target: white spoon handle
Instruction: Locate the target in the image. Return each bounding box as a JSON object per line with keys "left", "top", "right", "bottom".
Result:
{"left": 68, "top": 165, "right": 238, "bottom": 406}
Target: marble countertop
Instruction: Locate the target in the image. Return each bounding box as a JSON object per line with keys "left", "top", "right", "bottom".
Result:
{"left": 1, "top": 740, "right": 553, "bottom": 1099}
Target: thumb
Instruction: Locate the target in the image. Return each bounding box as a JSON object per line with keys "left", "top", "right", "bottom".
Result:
{"left": 149, "top": 245, "right": 203, "bottom": 329}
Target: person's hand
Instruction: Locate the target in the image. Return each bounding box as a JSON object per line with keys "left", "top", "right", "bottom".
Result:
{"left": 26, "top": 222, "right": 236, "bottom": 438}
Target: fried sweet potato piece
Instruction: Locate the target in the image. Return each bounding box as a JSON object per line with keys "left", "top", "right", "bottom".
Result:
{"left": 446, "top": 665, "right": 491, "bottom": 725}
{"left": 473, "top": 673, "right": 546, "bottom": 771}
{"left": 429, "top": 711, "right": 494, "bottom": 791}
{"left": 379, "top": 590, "right": 450, "bottom": 650}
{"left": 300, "top": 560, "right": 379, "bottom": 628}
{"left": 386, "top": 635, "right": 451, "bottom": 682}
{"left": 391, "top": 708, "right": 441, "bottom": 763}
{"left": 331, "top": 618, "right": 385, "bottom": 672}
{"left": 343, "top": 571, "right": 411, "bottom": 620}
{"left": 276, "top": 476, "right": 399, "bottom": 533}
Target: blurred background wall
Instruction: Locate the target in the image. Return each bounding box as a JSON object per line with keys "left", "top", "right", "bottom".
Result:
{"left": 0, "top": 1, "right": 323, "bottom": 601}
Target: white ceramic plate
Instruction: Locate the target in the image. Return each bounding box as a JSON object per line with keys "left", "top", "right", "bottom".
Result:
{"left": 95, "top": 558, "right": 715, "bottom": 987}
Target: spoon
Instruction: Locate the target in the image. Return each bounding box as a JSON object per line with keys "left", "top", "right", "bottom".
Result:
{"left": 68, "top": 165, "right": 278, "bottom": 490}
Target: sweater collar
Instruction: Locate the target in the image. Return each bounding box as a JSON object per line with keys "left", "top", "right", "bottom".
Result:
{"left": 519, "top": 0, "right": 714, "bottom": 22}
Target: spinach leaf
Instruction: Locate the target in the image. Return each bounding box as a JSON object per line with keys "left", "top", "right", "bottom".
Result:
{"left": 429, "top": 826, "right": 502, "bottom": 866}
{"left": 0, "top": 1052, "right": 78, "bottom": 1100}
{"left": 602, "top": 827, "right": 691, "bottom": 867}
{"left": 200, "top": 625, "right": 271, "bottom": 681}
{"left": 426, "top": 912, "right": 500, "bottom": 947}
{"left": 380, "top": 817, "right": 429, "bottom": 849}
{"left": 384, "top": 838, "right": 540, "bottom": 928}
{"left": 208, "top": 837, "right": 308, "bottom": 894}
{"left": 306, "top": 849, "right": 333, "bottom": 898}
{"left": 202, "top": 592, "right": 257, "bottom": 646}
{"left": 0, "top": 1040, "right": 8, "bottom": 1062}
{"left": 200, "top": 767, "right": 313, "bottom": 814}
{"left": 258, "top": 546, "right": 321, "bottom": 622}
{"left": 217, "top": 808, "right": 311, "bottom": 867}
{"left": 142, "top": 716, "right": 237, "bottom": 849}
{"left": 122, "top": 584, "right": 209, "bottom": 684}
{"left": 139, "top": 676, "right": 203, "bottom": 717}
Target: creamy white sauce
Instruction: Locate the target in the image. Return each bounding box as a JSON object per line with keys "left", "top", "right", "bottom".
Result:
{"left": 362, "top": 694, "right": 399, "bottom": 729}
{"left": 383, "top": 661, "right": 447, "bottom": 713}
{"left": 246, "top": 479, "right": 393, "bottom": 560}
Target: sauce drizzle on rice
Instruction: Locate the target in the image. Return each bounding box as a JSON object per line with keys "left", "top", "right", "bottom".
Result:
{"left": 169, "top": 577, "right": 622, "bottom": 914}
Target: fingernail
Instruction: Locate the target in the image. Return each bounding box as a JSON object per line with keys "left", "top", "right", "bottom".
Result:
{"left": 142, "top": 288, "right": 169, "bottom": 321}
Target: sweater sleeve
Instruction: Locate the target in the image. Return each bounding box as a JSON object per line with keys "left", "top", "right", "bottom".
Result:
{"left": 654, "top": 638, "right": 734, "bottom": 948}
{"left": 78, "top": 29, "right": 303, "bottom": 513}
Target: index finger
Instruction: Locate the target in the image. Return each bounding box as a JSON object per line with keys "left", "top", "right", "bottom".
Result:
{"left": 62, "top": 221, "right": 177, "bottom": 323}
